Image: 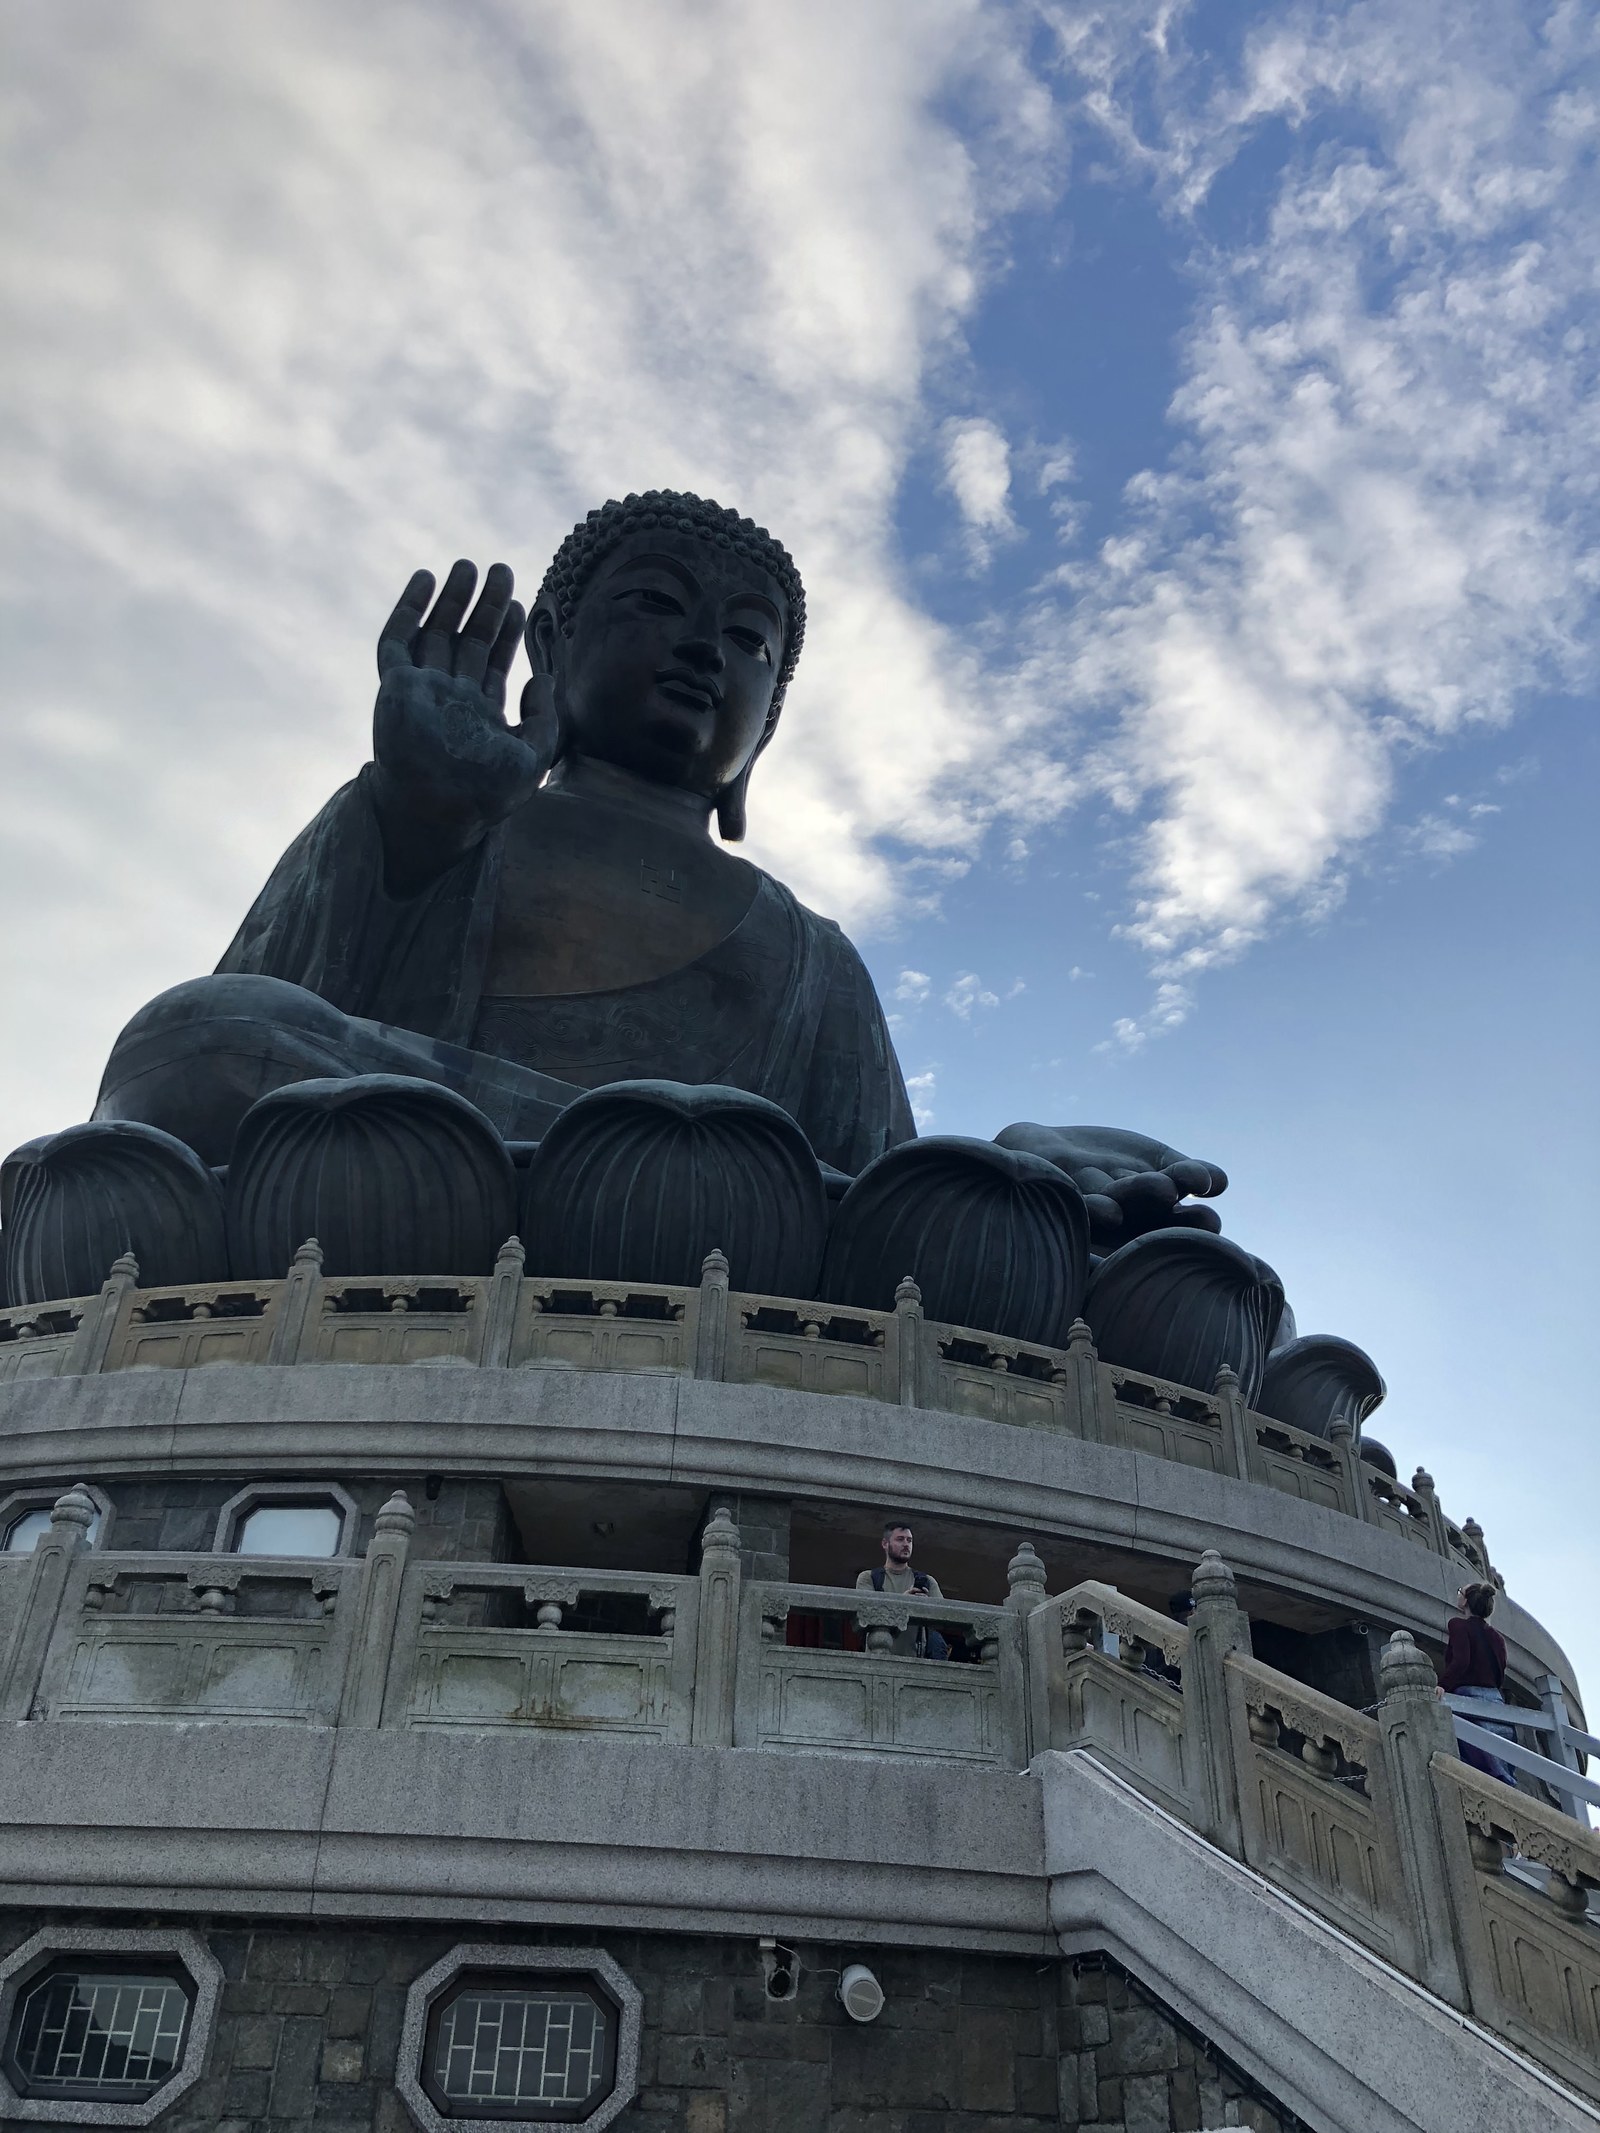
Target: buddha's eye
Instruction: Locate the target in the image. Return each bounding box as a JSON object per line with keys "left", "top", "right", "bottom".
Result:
{"left": 726, "top": 627, "right": 773, "bottom": 664}
{"left": 619, "top": 585, "right": 684, "bottom": 614}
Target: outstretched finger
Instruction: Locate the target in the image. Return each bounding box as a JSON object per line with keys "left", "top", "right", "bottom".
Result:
{"left": 377, "top": 569, "right": 436, "bottom": 675}
{"left": 481, "top": 600, "right": 526, "bottom": 710}
{"left": 454, "top": 562, "right": 517, "bottom": 685}
{"left": 416, "top": 558, "right": 479, "bottom": 670}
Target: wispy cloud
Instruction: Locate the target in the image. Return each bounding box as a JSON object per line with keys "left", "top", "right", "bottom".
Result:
{"left": 905, "top": 1069, "right": 938, "bottom": 1129}
{"left": 894, "top": 969, "right": 932, "bottom": 1003}
{"left": 944, "top": 971, "right": 1001, "bottom": 1018}
{"left": 0, "top": 0, "right": 1061, "bottom": 1141}
{"left": 942, "top": 414, "right": 1020, "bottom": 565}
{"left": 1042, "top": 0, "right": 1600, "bottom": 1043}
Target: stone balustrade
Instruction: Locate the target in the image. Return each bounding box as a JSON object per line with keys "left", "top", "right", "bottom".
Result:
{"left": 0, "top": 1485, "right": 1592, "bottom": 2099}
{"left": 0, "top": 1244, "right": 1493, "bottom": 1580}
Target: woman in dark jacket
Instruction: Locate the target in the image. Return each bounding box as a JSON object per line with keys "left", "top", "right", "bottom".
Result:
{"left": 1437, "top": 1582, "right": 1517, "bottom": 1785}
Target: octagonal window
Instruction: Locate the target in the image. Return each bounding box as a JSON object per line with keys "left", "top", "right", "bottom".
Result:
{"left": 423, "top": 1972, "right": 618, "bottom": 2121}
{"left": 3, "top": 1962, "right": 192, "bottom": 2104}
{"left": 233, "top": 1501, "right": 343, "bottom": 1557}
{"left": 4, "top": 1507, "right": 101, "bottom": 1553}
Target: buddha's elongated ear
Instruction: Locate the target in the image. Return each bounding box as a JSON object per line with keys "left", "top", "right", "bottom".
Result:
{"left": 526, "top": 600, "right": 560, "bottom": 678}
{"left": 715, "top": 764, "right": 751, "bottom": 843}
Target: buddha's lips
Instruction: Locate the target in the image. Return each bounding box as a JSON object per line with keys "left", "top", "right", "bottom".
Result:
{"left": 655, "top": 669, "right": 721, "bottom": 713}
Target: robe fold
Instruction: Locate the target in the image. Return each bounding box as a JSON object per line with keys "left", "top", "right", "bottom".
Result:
{"left": 216, "top": 768, "right": 915, "bottom": 1175}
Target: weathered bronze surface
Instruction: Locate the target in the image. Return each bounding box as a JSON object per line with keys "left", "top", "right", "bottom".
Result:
{"left": 93, "top": 494, "right": 914, "bottom": 1174}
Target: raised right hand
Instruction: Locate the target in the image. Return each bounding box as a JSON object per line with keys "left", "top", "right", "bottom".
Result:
{"left": 372, "top": 561, "right": 561, "bottom": 861}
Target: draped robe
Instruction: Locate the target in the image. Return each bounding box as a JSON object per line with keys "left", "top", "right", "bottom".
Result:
{"left": 215, "top": 768, "right": 914, "bottom": 1175}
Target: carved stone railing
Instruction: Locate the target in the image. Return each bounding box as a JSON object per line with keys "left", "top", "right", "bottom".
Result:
{"left": 1028, "top": 1557, "right": 1600, "bottom": 2101}
{"left": 0, "top": 1491, "right": 1593, "bottom": 2092}
{"left": 734, "top": 1576, "right": 1026, "bottom": 1767}
{"left": 0, "top": 1246, "right": 1496, "bottom": 1583}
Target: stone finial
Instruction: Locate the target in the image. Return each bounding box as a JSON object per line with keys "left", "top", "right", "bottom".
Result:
{"left": 1006, "top": 1542, "right": 1047, "bottom": 1602}
{"left": 50, "top": 1483, "right": 98, "bottom": 1534}
{"left": 1327, "top": 1416, "right": 1353, "bottom": 1448}
{"left": 700, "top": 1248, "right": 729, "bottom": 1279}
{"left": 291, "top": 1237, "right": 324, "bottom": 1271}
{"left": 493, "top": 1235, "right": 526, "bottom": 1274}
{"left": 1412, "top": 1467, "right": 1436, "bottom": 1497}
{"left": 894, "top": 1275, "right": 922, "bottom": 1308}
{"left": 700, "top": 1503, "right": 741, "bottom": 1559}
{"left": 1379, "top": 1628, "right": 1439, "bottom": 1700}
{"left": 1191, "top": 1548, "right": 1237, "bottom": 1608}
{"left": 1212, "top": 1364, "right": 1240, "bottom": 1393}
{"left": 107, "top": 1252, "right": 140, "bottom": 1285}
{"left": 374, "top": 1491, "right": 416, "bottom": 1538}
{"left": 1066, "top": 1318, "right": 1096, "bottom": 1355}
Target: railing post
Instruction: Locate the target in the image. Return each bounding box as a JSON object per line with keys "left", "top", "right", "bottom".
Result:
{"left": 692, "top": 1504, "right": 741, "bottom": 1746}
{"left": 267, "top": 1237, "right": 325, "bottom": 1363}
{"left": 1183, "top": 1549, "right": 1249, "bottom": 1857}
{"left": 1535, "top": 1671, "right": 1588, "bottom": 1821}
{"left": 0, "top": 1484, "right": 96, "bottom": 1719}
{"left": 63, "top": 1254, "right": 140, "bottom": 1374}
{"left": 475, "top": 1235, "right": 525, "bottom": 1366}
{"left": 1005, "top": 1542, "right": 1048, "bottom": 1619}
{"left": 893, "top": 1276, "right": 923, "bottom": 1406}
{"left": 1061, "top": 1319, "right": 1104, "bottom": 1443}
{"left": 1324, "top": 1418, "right": 1367, "bottom": 1524}
{"left": 1461, "top": 1515, "right": 1492, "bottom": 1583}
{"left": 339, "top": 1491, "right": 415, "bottom": 1727}
{"left": 692, "top": 1250, "right": 730, "bottom": 1381}
{"left": 1213, "top": 1366, "right": 1254, "bottom": 1481}
{"left": 1374, "top": 1629, "right": 1473, "bottom": 2009}
{"left": 1410, "top": 1466, "right": 1452, "bottom": 1556}
{"left": 1007, "top": 1543, "right": 1049, "bottom": 1762}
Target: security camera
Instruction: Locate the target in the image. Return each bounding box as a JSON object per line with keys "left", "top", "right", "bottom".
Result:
{"left": 758, "top": 1937, "right": 800, "bottom": 2002}
{"left": 837, "top": 1963, "right": 884, "bottom": 2023}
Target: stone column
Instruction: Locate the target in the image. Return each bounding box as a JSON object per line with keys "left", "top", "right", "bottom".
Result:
{"left": 63, "top": 1254, "right": 140, "bottom": 1375}
{"left": 0, "top": 1484, "right": 96, "bottom": 1720}
{"left": 691, "top": 1504, "right": 741, "bottom": 1747}
{"left": 1060, "top": 1319, "right": 1105, "bottom": 1444}
{"left": 474, "top": 1235, "right": 525, "bottom": 1367}
{"left": 893, "top": 1277, "right": 924, "bottom": 1407}
{"left": 267, "top": 1238, "right": 325, "bottom": 1363}
{"left": 339, "top": 1492, "right": 416, "bottom": 1728}
{"left": 1213, "top": 1367, "right": 1255, "bottom": 1482}
{"left": 1410, "top": 1467, "right": 1453, "bottom": 1556}
{"left": 692, "top": 1250, "right": 730, "bottom": 1382}
{"left": 1182, "top": 1549, "right": 1249, "bottom": 1858}
{"left": 1006, "top": 1542, "right": 1050, "bottom": 1763}
{"left": 1325, "top": 1418, "right": 1368, "bottom": 1525}
{"left": 1374, "top": 1629, "right": 1472, "bottom": 2009}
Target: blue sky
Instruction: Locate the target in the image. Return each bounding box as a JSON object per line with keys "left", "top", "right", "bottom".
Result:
{"left": 2, "top": 2, "right": 1595, "bottom": 1700}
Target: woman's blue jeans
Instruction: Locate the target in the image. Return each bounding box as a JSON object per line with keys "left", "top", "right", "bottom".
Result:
{"left": 1455, "top": 1684, "right": 1519, "bottom": 1787}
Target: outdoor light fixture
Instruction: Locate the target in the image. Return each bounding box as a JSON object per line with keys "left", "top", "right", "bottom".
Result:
{"left": 837, "top": 1963, "right": 884, "bottom": 2023}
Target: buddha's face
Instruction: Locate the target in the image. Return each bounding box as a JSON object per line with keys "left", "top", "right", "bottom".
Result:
{"left": 543, "top": 528, "right": 789, "bottom": 798}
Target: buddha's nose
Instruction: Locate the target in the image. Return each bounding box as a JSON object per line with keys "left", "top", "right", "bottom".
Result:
{"left": 675, "top": 630, "right": 724, "bottom": 674}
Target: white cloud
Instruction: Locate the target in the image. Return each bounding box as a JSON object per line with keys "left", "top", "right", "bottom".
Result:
{"left": 0, "top": 0, "right": 1063, "bottom": 1145}
{"left": 905, "top": 1068, "right": 938, "bottom": 1129}
{"left": 944, "top": 971, "right": 1001, "bottom": 1017}
{"left": 895, "top": 969, "right": 932, "bottom": 1003}
{"left": 1038, "top": 0, "right": 1600, "bottom": 988}
{"left": 941, "top": 414, "right": 1019, "bottom": 563}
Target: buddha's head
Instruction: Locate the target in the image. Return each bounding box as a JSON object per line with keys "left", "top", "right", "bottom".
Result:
{"left": 528, "top": 491, "right": 805, "bottom": 840}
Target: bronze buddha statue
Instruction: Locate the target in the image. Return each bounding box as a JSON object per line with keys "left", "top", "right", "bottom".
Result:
{"left": 94, "top": 493, "right": 915, "bottom": 1175}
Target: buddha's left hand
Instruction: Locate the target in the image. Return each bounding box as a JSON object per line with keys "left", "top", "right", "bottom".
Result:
{"left": 993, "top": 1123, "right": 1227, "bottom": 1252}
